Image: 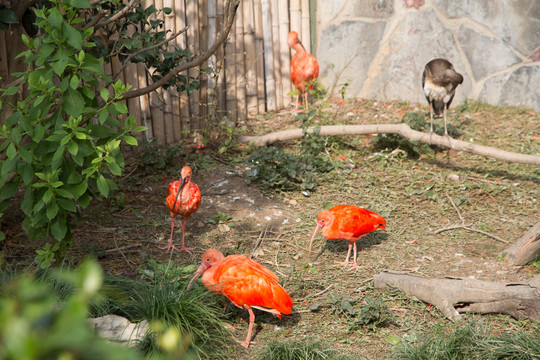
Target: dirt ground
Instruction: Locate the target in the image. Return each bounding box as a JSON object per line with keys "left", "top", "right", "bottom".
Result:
{"left": 2, "top": 97, "right": 539, "bottom": 359}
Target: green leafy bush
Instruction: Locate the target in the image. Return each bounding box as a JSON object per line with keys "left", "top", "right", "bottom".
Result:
{"left": 0, "top": 0, "right": 145, "bottom": 266}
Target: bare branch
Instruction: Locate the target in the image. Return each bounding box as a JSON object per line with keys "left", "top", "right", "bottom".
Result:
{"left": 121, "top": 0, "right": 240, "bottom": 100}
{"left": 94, "top": 0, "right": 138, "bottom": 30}
{"left": 238, "top": 123, "right": 540, "bottom": 165}
{"left": 112, "top": 26, "right": 189, "bottom": 81}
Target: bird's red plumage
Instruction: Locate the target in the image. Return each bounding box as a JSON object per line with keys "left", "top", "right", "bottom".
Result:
{"left": 201, "top": 253, "right": 293, "bottom": 317}
{"left": 319, "top": 205, "right": 386, "bottom": 242}
{"left": 165, "top": 179, "right": 201, "bottom": 218}
{"left": 290, "top": 52, "right": 319, "bottom": 92}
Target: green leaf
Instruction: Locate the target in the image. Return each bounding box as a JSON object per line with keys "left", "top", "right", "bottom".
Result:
{"left": 68, "top": 141, "right": 79, "bottom": 156}
{"left": 3, "top": 86, "right": 19, "bottom": 96}
{"left": 51, "top": 216, "right": 67, "bottom": 240}
{"left": 107, "top": 162, "right": 122, "bottom": 176}
{"left": 46, "top": 201, "right": 59, "bottom": 220}
{"left": 70, "top": 74, "right": 80, "bottom": 89}
{"left": 68, "top": 0, "right": 91, "bottom": 8}
{"left": 0, "top": 181, "right": 17, "bottom": 200}
{"left": 55, "top": 188, "right": 75, "bottom": 198}
{"left": 51, "top": 48, "right": 71, "bottom": 76}
{"left": 123, "top": 135, "right": 138, "bottom": 146}
{"left": 100, "top": 88, "right": 109, "bottom": 102}
{"left": 96, "top": 175, "right": 109, "bottom": 197}
{"left": 57, "top": 198, "right": 77, "bottom": 212}
{"left": 62, "top": 22, "right": 83, "bottom": 50}
{"left": 63, "top": 87, "right": 85, "bottom": 117}
{"left": 0, "top": 9, "right": 18, "bottom": 24}
{"left": 21, "top": 189, "right": 33, "bottom": 215}
{"left": 112, "top": 102, "right": 128, "bottom": 114}
{"left": 6, "top": 143, "right": 16, "bottom": 159}
{"left": 48, "top": 8, "right": 63, "bottom": 29}
{"left": 33, "top": 124, "right": 45, "bottom": 143}
{"left": 21, "top": 162, "right": 35, "bottom": 185}
{"left": 43, "top": 189, "right": 53, "bottom": 203}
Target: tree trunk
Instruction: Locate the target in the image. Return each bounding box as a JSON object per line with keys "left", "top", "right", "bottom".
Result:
{"left": 501, "top": 222, "right": 540, "bottom": 266}
{"left": 237, "top": 123, "right": 540, "bottom": 165}
{"left": 374, "top": 271, "right": 540, "bottom": 323}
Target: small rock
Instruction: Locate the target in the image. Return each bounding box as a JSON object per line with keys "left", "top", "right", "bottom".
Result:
{"left": 218, "top": 224, "right": 231, "bottom": 232}
{"left": 447, "top": 174, "right": 460, "bottom": 181}
{"left": 88, "top": 315, "right": 148, "bottom": 347}
{"left": 289, "top": 199, "right": 298, "bottom": 206}
{"left": 310, "top": 302, "right": 324, "bottom": 312}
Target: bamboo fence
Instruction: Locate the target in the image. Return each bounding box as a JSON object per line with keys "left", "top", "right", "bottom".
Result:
{"left": 0, "top": 0, "right": 314, "bottom": 145}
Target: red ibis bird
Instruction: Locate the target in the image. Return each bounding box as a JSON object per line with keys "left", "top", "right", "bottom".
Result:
{"left": 309, "top": 205, "right": 386, "bottom": 269}
{"left": 287, "top": 31, "right": 319, "bottom": 111}
{"left": 164, "top": 165, "right": 201, "bottom": 253}
{"left": 422, "top": 58, "right": 463, "bottom": 135}
{"left": 187, "top": 249, "right": 293, "bottom": 348}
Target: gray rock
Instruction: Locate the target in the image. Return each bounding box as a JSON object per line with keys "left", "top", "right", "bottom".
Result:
{"left": 317, "top": 20, "right": 386, "bottom": 97}
{"left": 88, "top": 315, "right": 148, "bottom": 346}
{"left": 433, "top": 0, "right": 540, "bottom": 54}
{"left": 318, "top": 0, "right": 348, "bottom": 26}
{"left": 457, "top": 25, "right": 521, "bottom": 80}
{"left": 479, "top": 65, "right": 540, "bottom": 111}
{"left": 343, "top": 0, "right": 394, "bottom": 19}
{"left": 361, "top": 9, "right": 469, "bottom": 105}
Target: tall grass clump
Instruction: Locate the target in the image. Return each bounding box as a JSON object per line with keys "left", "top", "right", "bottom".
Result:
{"left": 94, "top": 259, "right": 234, "bottom": 359}
{"left": 255, "top": 339, "right": 348, "bottom": 360}
{"left": 390, "top": 320, "right": 540, "bottom": 360}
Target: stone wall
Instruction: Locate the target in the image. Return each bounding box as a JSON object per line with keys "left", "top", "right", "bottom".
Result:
{"left": 316, "top": 0, "right": 540, "bottom": 111}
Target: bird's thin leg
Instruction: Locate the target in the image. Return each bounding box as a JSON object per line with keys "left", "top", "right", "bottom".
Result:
{"left": 179, "top": 217, "right": 193, "bottom": 254}
{"left": 304, "top": 91, "right": 309, "bottom": 111}
{"left": 295, "top": 94, "right": 300, "bottom": 112}
{"left": 240, "top": 307, "right": 256, "bottom": 349}
{"left": 429, "top": 103, "right": 434, "bottom": 133}
{"left": 338, "top": 243, "right": 353, "bottom": 267}
{"left": 443, "top": 105, "right": 448, "bottom": 136}
{"left": 160, "top": 216, "right": 177, "bottom": 252}
{"left": 351, "top": 242, "right": 360, "bottom": 269}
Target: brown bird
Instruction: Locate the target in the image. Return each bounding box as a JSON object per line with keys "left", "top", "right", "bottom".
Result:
{"left": 287, "top": 31, "right": 319, "bottom": 111}
{"left": 422, "top": 58, "right": 463, "bottom": 135}
{"left": 309, "top": 205, "right": 386, "bottom": 269}
{"left": 164, "top": 166, "right": 201, "bottom": 253}
{"left": 187, "top": 249, "right": 293, "bottom": 348}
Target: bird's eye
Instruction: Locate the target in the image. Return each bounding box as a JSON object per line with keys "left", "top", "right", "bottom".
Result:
{"left": 206, "top": 258, "right": 210, "bottom": 262}
{"left": 320, "top": 219, "right": 325, "bottom": 223}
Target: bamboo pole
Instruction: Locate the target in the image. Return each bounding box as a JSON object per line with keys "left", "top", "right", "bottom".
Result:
{"left": 215, "top": 0, "right": 227, "bottom": 120}
{"left": 168, "top": 0, "right": 182, "bottom": 142}
{"left": 289, "top": 0, "right": 301, "bottom": 39}
{"left": 260, "top": 0, "right": 276, "bottom": 110}
{"left": 278, "top": 0, "right": 291, "bottom": 108}
{"left": 207, "top": 0, "right": 218, "bottom": 121}
{"left": 176, "top": 0, "right": 190, "bottom": 138}
{"left": 243, "top": 0, "right": 258, "bottom": 116}
{"left": 137, "top": 62, "right": 153, "bottom": 140}
{"left": 301, "top": 0, "right": 310, "bottom": 53}
{"left": 225, "top": 1, "right": 238, "bottom": 122}
{"left": 235, "top": 1, "right": 247, "bottom": 123}
{"left": 186, "top": 0, "right": 201, "bottom": 130}
{"left": 198, "top": 0, "right": 208, "bottom": 130}
{"left": 162, "top": 0, "right": 175, "bottom": 144}
{"left": 122, "top": 24, "right": 144, "bottom": 145}
{"left": 270, "top": 0, "right": 283, "bottom": 109}
{"left": 253, "top": 0, "right": 266, "bottom": 114}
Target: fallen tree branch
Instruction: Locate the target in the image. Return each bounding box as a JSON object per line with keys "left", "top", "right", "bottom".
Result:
{"left": 238, "top": 124, "right": 540, "bottom": 165}
{"left": 501, "top": 222, "right": 540, "bottom": 266}
{"left": 434, "top": 194, "right": 508, "bottom": 243}
{"left": 374, "top": 271, "right": 540, "bottom": 323}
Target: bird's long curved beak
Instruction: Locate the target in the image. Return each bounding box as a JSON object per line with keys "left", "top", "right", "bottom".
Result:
{"left": 171, "top": 176, "right": 187, "bottom": 213}
{"left": 308, "top": 224, "right": 322, "bottom": 253}
{"left": 186, "top": 263, "right": 205, "bottom": 291}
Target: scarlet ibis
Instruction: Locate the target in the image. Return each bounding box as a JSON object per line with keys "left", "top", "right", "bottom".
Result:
{"left": 309, "top": 205, "right": 386, "bottom": 269}
{"left": 164, "top": 166, "right": 201, "bottom": 253}
{"left": 422, "top": 58, "right": 463, "bottom": 135}
{"left": 187, "top": 249, "right": 293, "bottom": 348}
{"left": 287, "top": 31, "right": 319, "bottom": 111}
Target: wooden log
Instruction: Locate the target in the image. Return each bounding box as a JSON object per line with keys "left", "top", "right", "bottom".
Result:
{"left": 243, "top": 0, "right": 259, "bottom": 116}
{"left": 374, "top": 271, "right": 540, "bottom": 323}
{"left": 253, "top": 0, "right": 266, "bottom": 114}
{"left": 278, "top": 0, "right": 292, "bottom": 108}
{"left": 237, "top": 123, "right": 540, "bottom": 165}
{"left": 261, "top": 0, "right": 276, "bottom": 110}
{"left": 501, "top": 222, "right": 540, "bottom": 266}
{"left": 301, "top": 0, "right": 310, "bottom": 53}
{"left": 235, "top": 1, "right": 247, "bottom": 122}
{"left": 270, "top": 0, "right": 283, "bottom": 109}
